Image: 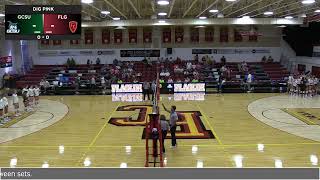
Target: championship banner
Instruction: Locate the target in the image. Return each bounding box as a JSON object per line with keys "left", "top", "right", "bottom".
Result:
{"left": 114, "top": 29, "right": 123, "bottom": 44}
{"left": 143, "top": 28, "right": 152, "bottom": 43}
{"left": 220, "top": 27, "right": 229, "bottom": 42}
{"left": 128, "top": 28, "right": 137, "bottom": 43}
{"left": 190, "top": 28, "right": 199, "bottom": 43}
{"left": 102, "top": 29, "right": 110, "bottom": 44}
{"left": 175, "top": 27, "right": 184, "bottom": 43}
{"left": 163, "top": 28, "right": 171, "bottom": 43}
{"left": 248, "top": 26, "right": 259, "bottom": 42}
{"left": 84, "top": 31, "right": 93, "bottom": 44}
{"left": 120, "top": 50, "right": 160, "bottom": 57}
{"left": 234, "top": 28, "right": 243, "bottom": 42}
{"left": 0, "top": 56, "right": 13, "bottom": 68}
{"left": 40, "top": 40, "right": 49, "bottom": 45}
{"left": 70, "top": 39, "right": 79, "bottom": 45}
{"left": 205, "top": 27, "right": 214, "bottom": 42}
{"left": 52, "top": 40, "right": 61, "bottom": 45}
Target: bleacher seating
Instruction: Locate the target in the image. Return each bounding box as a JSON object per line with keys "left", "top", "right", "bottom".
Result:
{"left": 15, "top": 61, "right": 289, "bottom": 94}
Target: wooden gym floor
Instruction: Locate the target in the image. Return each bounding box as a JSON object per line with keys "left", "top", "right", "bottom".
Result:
{"left": 0, "top": 93, "right": 319, "bottom": 167}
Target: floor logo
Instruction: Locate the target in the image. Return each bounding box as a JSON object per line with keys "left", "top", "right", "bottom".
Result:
{"left": 108, "top": 105, "right": 214, "bottom": 139}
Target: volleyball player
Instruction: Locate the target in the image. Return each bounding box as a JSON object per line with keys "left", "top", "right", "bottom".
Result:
{"left": 12, "top": 90, "right": 21, "bottom": 117}
{"left": 34, "top": 85, "right": 40, "bottom": 106}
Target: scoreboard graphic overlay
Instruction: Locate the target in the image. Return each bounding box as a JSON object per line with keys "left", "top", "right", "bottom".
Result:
{"left": 5, "top": 5, "right": 81, "bottom": 40}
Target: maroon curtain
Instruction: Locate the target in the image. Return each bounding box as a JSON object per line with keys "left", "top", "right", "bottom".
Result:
{"left": 128, "top": 28, "right": 138, "bottom": 43}
{"left": 175, "top": 27, "right": 184, "bottom": 43}
{"left": 70, "top": 39, "right": 79, "bottom": 45}
{"left": 52, "top": 40, "right": 62, "bottom": 45}
{"left": 162, "top": 28, "right": 171, "bottom": 43}
{"left": 220, "top": 27, "right": 229, "bottom": 42}
{"left": 85, "top": 31, "right": 94, "bottom": 44}
{"left": 190, "top": 28, "right": 199, "bottom": 43}
{"left": 205, "top": 27, "right": 214, "bottom": 42}
{"left": 234, "top": 29, "right": 243, "bottom": 42}
{"left": 143, "top": 28, "right": 152, "bottom": 43}
{"left": 102, "top": 29, "right": 110, "bottom": 44}
{"left": 114, "top": 29, "right": 123, "bottom": 44}
{"left": 40, "top": 40, "right": 49, "bottom": 45}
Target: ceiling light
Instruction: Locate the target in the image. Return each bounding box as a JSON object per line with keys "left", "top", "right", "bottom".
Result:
{"left": 242, "top": 15, "right": 250, "bottom": 19}
{"left": 264, "top": 11, "right": 273, "bottom": 15}
{"left": 217, "top": 13, "right": 224, "bottom": 18}
{"left": 315, "top": 10, "right": 320, "bottom": 13}
{"left": 195, "top": 25, "right": 205, "bottom": 28}
{"left": 115, "top": 26, "right": 126, "bottom": 29}
{"left": 158, "top": 20, "right": 166, "bottom": 23}
{"left": 301, "top": 13, "right": 307, "bottom": 17}
{"left": 199, "top": 16, "right": 207, "bottom": 19}
{"left": 0, "top": 14, "right": 5, "bottom": 17}
{"left": 158, "top": 12, "right": 167, "bottom": 16}
{"left": 285, "top": 16, "right": 293, "bottom": 19}
{"left": 101, "top": 11, "right": 110, "bottom": 15}
{"left": 157, "top": 0, "right": 169, "bottom": 5}
{"left": 277, "top": 25, "right": 287, "bottom": 28}
{"left": 209, "top": 9, "right": 219, "bottom": 13}
{"left": 302, "top": 0, "right": 315, "bottom": 4}
{"left": 81, "top": 0, "right": 93, "bottom": 4}
{"left": 113, "top": 17, "right": 120, "bottom": 20}
{"left": 226, "top": 0, "right": 236, "bottom": 2}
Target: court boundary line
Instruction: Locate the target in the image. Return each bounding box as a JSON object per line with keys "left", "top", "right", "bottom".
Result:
{"left": 76, "top": 102, "right": 121, "bottom": 166}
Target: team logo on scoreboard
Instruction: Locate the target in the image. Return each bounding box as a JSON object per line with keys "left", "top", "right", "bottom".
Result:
{"left": 108, "top": 105, "right": 215, "bottom": 139}
{"left": 6, "top": 21, "right": 20, "bottom": 34}
{"left": 69, "top": 21, "right": 78, "bottom": 33}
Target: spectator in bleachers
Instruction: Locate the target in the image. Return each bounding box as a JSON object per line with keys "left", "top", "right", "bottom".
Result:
{"left": 143, "top": 81, "right": 151, "bottom": 101}
{"left": 87, "top": 59, "right": 90, "bottom": 66}
{"left": 184, "top": 77, "right": 190, "bottom": 83}
{"left": 167, "top": 77, "right": 174, "bottom": 83}
{"left": 96, "top": 58, "right": 101, "bottom": 65}
{"left": 113, "top": 59, "right": 119, "bottom": 66}
{"left": 75, "top": 76, "right": 81, "bottom": 94}
{"left": 221, "top": 56, "right": 226, "bottom": 65}
{"left": 261, "top": 56, "right": 267, "bottom": 63}
{"left": 176, "top": 78, "right": 182, "bottom": 83}
{"left": 267, "top": 56, "right": 274, "bottom": 63}
{"left": 194, "top": 54, "right": 199, "bottom": 62}
{"left": 174, "top": 65, "right": 184, "bottom": 74}
{"left": 160, "top": 68, "right": 170, "bottom": 77}
{"left": 217, "top": 76, "right": 226, "bottom": 93}
{"left": 186, "top": 62, "right": 192, "bottom": 70}
{"left": 192, "top": 78, "right": 199, "bottom": 83}
{"left": 90, "top": 75, "right": 96, "bottom": 90}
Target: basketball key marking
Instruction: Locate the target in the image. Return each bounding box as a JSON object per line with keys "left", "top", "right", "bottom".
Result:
{"left": 108, "top": 105, "right": 214, "bottom": 139}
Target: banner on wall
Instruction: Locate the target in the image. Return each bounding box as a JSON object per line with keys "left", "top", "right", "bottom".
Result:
{"left": 205, "top": 27, "right": 214, "bottom": 42}
{"left": 85, "top": 31, "right": 94, "bottom": 44}
{"left": 220, "top": 27, "right": 229, "bottom": 42}
{"left": 213, "top": 49, "right": 271, "bottom": 54}
{"left": 313, "top": 46, "right": 320, "bottom": 57}
{"left": 114, "top": 30, "right": 123, "bottom": 44}
{"left": 192, "top": 49, "right": 212, "bottom": 54}
{"left": 143, "top": 28, "right": 152, "bottom": 43}
{"left": 39, "top": 50, "right": 114, "bottom": 57}
{"left": 175, "top": 27, "right": 184, "bottom": 43}
{"left": 190, "top": 28, "right": 199, "bottom": 43}
{"left": 163, "top": 28, "right": 171, "bottom": 43}
{"left": 0, "top": 56, "right": 13, "bottom": 68}
{"left": 102, "top": 29, "right": 110, "bottom": 44}
{"left": 120, "top": 50, "right": 160, "bottom": 57}
{"left": 128, "top": 28, "right": 138, "bottom": 43}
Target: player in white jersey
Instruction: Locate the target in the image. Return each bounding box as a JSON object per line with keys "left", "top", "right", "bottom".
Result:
{"left": 1, "top": 93, "right": 9, "bottom": 122}
{"left": 0, "top": 95, "right": 4, "bottom": 125}
{"left": 287, "top": 75, "right": 294, "bottom": 94}
{"left": 28, "top": 86, "right": 35, "bottom": 109}
{"left": 12, "top": 90, "right": 21, "bottom": 117}
{"left": 292, "top": 78, "right": 298, "bottom": 94}
{"left": 34, "top": 86, "right": 40, "bottom": 106}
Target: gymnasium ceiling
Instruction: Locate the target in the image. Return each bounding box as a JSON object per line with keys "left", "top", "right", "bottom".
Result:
{"left": 0, "top": 0, "right": 320, "bottom": 21}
